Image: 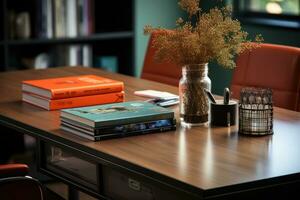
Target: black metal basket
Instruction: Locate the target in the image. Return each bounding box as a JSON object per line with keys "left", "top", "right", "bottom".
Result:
{"left": 238, "top": 87, "right": 273, "bottom": 136}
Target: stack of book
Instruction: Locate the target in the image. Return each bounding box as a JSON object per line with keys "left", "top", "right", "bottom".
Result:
{"left": 60, "top": 101, "right": 176, "bottom": 141}
{"left": 22, "top": 75, "right": 124, "bottom": 110}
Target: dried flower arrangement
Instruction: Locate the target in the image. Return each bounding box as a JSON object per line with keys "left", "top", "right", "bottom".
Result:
{"left": 144, "top": 0, "right": 263, "bottom": 69}
{"left": 144, "top": 0, "right": 262, "bottom": 126}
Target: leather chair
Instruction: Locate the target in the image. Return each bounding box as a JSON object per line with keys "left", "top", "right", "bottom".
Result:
{"left": 0, "top": 164, "right": 45, "bottom": 200}
{"left": 230, "top": 43, "right": 300, "bottom": 111}
{"left": 141, "top": 31, "right": 182, "bottom": 86}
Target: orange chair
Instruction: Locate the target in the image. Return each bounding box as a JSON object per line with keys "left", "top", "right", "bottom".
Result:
{"left": 230, "top": 43, "right": 300, "bottom": 111}
{"left": 141, "top": 31, "right": 182, "bottom": 86}
{"left": 0, "top": 164, "right": 45, "bottom": 200}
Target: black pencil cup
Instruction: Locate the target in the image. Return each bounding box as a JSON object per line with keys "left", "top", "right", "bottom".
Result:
{"left": 210, "top": 100, "right": 238, "bottom": 127}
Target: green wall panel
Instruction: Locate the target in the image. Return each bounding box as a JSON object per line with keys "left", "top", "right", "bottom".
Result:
{"left": 134, "top": 0, "right": 181, "bottom": 77}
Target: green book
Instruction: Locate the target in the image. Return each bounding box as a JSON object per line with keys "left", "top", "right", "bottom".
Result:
{"left": 61, "top": 101, "right": 174, "bottom": 128}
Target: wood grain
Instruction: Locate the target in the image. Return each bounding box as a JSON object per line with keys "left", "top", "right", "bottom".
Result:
{"left": 1, "top": 67, "right": 300, "bottom": 195}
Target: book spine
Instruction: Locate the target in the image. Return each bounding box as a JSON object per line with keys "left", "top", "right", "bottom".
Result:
{"left": 82, "top": 45, "right": 92, "bottom": 67}
{"left": 66, "top": 0, "right": 78, "bottom": 37}
{"left": 54, "top": 0, "right": 66, "bottom": 38}
{"left": 61, "top": 124, "right": 175, "bottom": 141}
{"left": 61, "top": 125, "right": 96, "bottom": 141}
{"left": 81, "top": 0, "right": 94, "bottom": 36}
{"left": 94, "top": 120, "right": 176, "bottom": 136}
{"left": 94, "top": 125, "right": 176, "bottom": 140}
{"left": 87, "top": 0, "right": 94, "bottom": 35}
{"left": 41, "top": 0, "right": 53, "bottom": 38}
{"left": 49, "top": 91, "right": 124, "bottom": 110}
{"left": 50, "top": 82, "right": 124, "bottom": 99}
{"left": 77, "top": 0, "right": 84, "bottom": 36}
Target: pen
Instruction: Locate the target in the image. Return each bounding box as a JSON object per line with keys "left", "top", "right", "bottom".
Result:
{"left": 224, "top": 88, "right": 230, "bottom": 105}
{"left": 146, "top": 97, "right": 179, "bottom": 105}
{"left": 204, "top": 89, "right": 217, "bottom": 104}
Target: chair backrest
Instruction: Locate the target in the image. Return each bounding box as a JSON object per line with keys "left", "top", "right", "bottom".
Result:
{"left": 0, "top": 177, "right": 45, "bottom": 200}
{"left": 141, "top": 31, "right": 182, "bottom": 86}
{"left": 230, "top": 43, "right": 300, "bottom": 111}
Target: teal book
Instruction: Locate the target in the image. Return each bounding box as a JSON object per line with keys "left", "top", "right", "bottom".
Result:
{"left": 61, "top": 101, "right": 174, "bottom": 128}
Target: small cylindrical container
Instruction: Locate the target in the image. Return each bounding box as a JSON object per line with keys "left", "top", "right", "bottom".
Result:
{"left": 238, "top": 87, "right": 273, "bottom": 136}
{"left": 210, "top": 100, "right": 238, "bottom": 127}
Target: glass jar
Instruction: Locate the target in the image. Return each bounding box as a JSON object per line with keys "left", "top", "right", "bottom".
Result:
{"left": 179, "top": 63, "right": 211, "bottom": 126}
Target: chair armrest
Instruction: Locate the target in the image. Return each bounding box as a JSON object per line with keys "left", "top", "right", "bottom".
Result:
{"left": 0, "top": 164, "right": 29, "bottom": 178}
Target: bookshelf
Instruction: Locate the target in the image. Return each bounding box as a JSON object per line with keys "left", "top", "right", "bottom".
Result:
{"left": 0, "top": 0, "right": 135, "bottom": 75}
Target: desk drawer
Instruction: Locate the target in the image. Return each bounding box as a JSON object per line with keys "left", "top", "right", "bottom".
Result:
{"left": 41, "top": 143, "right": 99, "bottom": 192}
{"left": 102, "top": 166, "right": 188, "bottom": 200}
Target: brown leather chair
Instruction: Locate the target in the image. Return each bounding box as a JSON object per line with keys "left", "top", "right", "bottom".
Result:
{"left": 0, "top": 164, "right": 45, "bottom": 200}
{"left": 230, "top": 43, "right": 300, "bottom": 111}
{"left": 141, "top": 31, "right": 182, "bottom": 86}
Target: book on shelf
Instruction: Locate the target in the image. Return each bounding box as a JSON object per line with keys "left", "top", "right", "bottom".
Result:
{"left": 82, "top": 45, "right": 93, "bottom": 67}
{"left": 78, "top": 0, "right": 94, "bottom": 36}
{"left": 22, "top": 75, "right": 124, "bottom": 99}
{"left": 37, "top": 0, "right": 94, "bottom": 39}
{"left": 22, "top": 91, "right": 124, "bottom": 110}
{"left": 60, "top": 101, "right": 175, "bottom": 128}
{"left": 54, "top": 0, "right": 66, "bottom": 38}
{"left": 38, "top": 0, "right": 53, "bottom": 38}
{"left": 60, "top": 101, "right": 176, "bottom": 141}
{"left": 66, "top": 0, "right": 78, "bottom": 38}
{"left": 67, "top": 45, "right": 93, "bottom": 67}
{"left": 68, "top": 45, "right": 81, "bottom": 66}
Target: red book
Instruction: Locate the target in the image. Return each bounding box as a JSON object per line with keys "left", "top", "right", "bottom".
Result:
{"left": 22, "top": 91, "right": 124, "bottom": 110}
{"left": 22, "top": 75, "right": 124, "bottom": 99}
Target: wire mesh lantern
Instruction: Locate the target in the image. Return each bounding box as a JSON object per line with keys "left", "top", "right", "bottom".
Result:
{"left": 239, "top": 87, "right": 273, "bottom": 135}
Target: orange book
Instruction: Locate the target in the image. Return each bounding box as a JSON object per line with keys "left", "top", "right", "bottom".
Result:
{"left": 22, "top": 91, "right": 124, "bottom": 110}
{"left": 22, "top": 75, "right": 124, "bottom": 99}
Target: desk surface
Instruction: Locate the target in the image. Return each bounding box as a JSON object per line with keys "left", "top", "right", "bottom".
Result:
{"left": 1, "top": 67, "right": 300, "bottom": 197}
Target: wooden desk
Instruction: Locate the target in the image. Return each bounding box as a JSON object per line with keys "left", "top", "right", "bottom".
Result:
{"left": 0, "top": 67, "right": 300, "bottom": 200}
